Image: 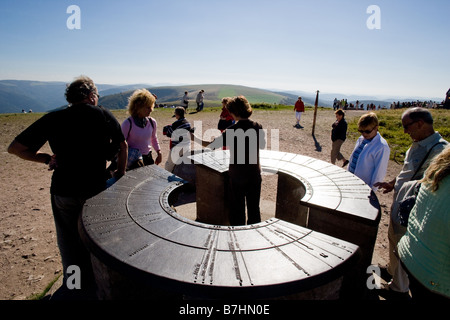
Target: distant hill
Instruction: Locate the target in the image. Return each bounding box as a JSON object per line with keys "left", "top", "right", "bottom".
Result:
{"left": 0, "top": 80, "right": 154, "bottom": 113}
{"left": 0, "top": 81, "right": 304, "bottom": 113}
{"left": 1, "top": 80, "right": 441, "bottom": 114}
{"left": 0, "top": 80, "right": 67, "bottom": 113}
{"left": 98, "top": 84, "right": 307, "bottom": 110}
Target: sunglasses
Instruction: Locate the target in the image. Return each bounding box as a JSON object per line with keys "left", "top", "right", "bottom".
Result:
{"left": 403, "top": 121, "right": 418, "bottom": 130}
{"left": 358, "top": 127, "right": 376, "bottom": 134}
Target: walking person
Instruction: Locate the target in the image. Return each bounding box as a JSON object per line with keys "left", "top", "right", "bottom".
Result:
{"left": 294, "top": 96, "right": 305, "bottom": 128}
{"left": 7, "top": 76, "right": 127, "bottom": 299}
{"left": 330, "top": 109, "right": 349, "bottom": 167}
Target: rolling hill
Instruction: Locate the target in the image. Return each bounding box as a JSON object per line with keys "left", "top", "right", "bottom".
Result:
{"left": 2, "top": 80, "right": 425, "bottom": 114}
{"left": 0, "top": 80, "right": 319, "bottom": 113}
{"left": 98, "top": 84, "right": 307, "bottom": 110}
{"left": 0, "top": 80, "right": 157, "bottom": 113}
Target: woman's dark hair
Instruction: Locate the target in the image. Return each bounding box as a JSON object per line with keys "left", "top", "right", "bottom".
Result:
{"left": 226, "top": 96, "right": 252, "bottom": 118}
{"left": 335, "top": 109, "right": 345, "bottom": 117}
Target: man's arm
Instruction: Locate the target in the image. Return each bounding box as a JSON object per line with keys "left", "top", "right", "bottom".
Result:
{"left": 115, "top": 140, "right": 128, "bottom": 177}
{"left": 7, "top": 139, "right": 52, "bottom": 165}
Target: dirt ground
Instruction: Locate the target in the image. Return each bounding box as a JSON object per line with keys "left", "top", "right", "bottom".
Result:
{"left": 0, "top": 107, "right": 401, "bottom": 300}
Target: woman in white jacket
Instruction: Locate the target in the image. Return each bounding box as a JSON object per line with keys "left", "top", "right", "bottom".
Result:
{"left": 346, "top": 112, "right": 390, "bottom": 190}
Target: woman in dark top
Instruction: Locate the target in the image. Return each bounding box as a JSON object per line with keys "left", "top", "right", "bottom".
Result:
{"left": 194, "top": 96, "right": 266, "bottom": 226}
{"left": 331, "top": 109, "right": 349, "bottom": 167}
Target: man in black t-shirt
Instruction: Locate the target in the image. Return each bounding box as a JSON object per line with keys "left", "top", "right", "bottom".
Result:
{"left": 8, "top": 76, "right": 127, "bottom": 298}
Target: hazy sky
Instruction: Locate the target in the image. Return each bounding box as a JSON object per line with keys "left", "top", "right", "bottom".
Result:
{"left": 1, "top": 0, "right": 448, "bottom": 99}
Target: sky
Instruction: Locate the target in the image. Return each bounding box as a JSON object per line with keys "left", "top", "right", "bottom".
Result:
{"left": 0, "top": 0, "right": 449, "bottom": 100}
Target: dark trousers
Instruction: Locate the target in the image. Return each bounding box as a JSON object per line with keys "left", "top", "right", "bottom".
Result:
{"left": 51, "top": 195, "right": 96, "bottom": 291}
{"left": 228, "top": 174, "right": 262, "bottom": 226}
{"left": 402, "top": 263, "right": 449, "bottom": 301}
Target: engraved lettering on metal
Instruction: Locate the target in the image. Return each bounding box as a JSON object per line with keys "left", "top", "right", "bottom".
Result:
{"left": 81, "top": 150, "right": 380, "bottom": 299}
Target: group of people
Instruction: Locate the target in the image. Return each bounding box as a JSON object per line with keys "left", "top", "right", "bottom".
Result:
{"left": 333, "top": 98, "right": 385, "bottom": 111}
{"left": 331, "top": 107, "right": 449, "bottom": 300}
{"left": 391, "top": 98, "right": 448, "bottom": 110}
{"left": 180, "top": 89, "right": 205, "bottom": 112}
{"left": 7, "top": 76, "right": 264, "bottom": 298}
{"left": 7, "top": 75, "right": 450, "bottom": 300}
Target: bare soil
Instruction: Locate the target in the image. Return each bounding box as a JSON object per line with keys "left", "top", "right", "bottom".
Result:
{"left": 0, "top": 108, "right": 401, "bottom": 300}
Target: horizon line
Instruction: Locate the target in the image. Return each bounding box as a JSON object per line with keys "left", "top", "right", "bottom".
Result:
{"left": 0, "top": 78, "right": 444, "bottom": 102}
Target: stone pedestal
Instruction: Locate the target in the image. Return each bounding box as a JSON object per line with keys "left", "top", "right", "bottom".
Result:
{"left": 195, "top": 165, "right": 230, "bottom": 225}
{"left": 275, "top": 171, "right": 309, "bottom": 227}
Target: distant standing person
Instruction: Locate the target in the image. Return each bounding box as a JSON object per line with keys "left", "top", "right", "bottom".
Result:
{"left": 347, "top": 112, "right": 390, "bottom": 190}
{"left": 217, "top": 97, "right": 235, "bottom": 132}
{"left": 445, "top": 88, "right": 450, "bottom": 109}
{"left": 294, "top": 96, "right": 305, "bottom": 128}
{"left": 333, "top": 98, "right": 339, "bottom": 111}
{"left": 196, "top": 90, "right": 205, "bottom": 112}
{"left": 181, "top": 91, "right": 189, "bottom": 110}
{"left": 330, "top": 109, "right": 349, "bottom": 167}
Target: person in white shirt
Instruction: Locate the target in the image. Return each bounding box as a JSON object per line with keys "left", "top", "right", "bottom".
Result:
{"left": 346, "top": 112, "right": 390, "bottom": 190}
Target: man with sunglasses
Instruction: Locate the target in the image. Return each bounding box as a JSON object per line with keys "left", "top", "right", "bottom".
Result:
{"left": 346, "top": 112, "right": 390, "bottom": 190}
{"left": 374, "top": 107, "right": 448, "bottom": 298}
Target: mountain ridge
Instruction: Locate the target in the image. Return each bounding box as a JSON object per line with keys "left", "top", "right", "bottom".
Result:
{"left": 0, "top": 80, "right": 442, "bottom": 114}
